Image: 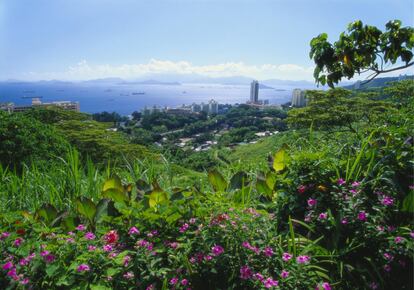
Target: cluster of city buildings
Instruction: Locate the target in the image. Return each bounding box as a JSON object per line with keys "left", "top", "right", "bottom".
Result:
{"left": 141, "top": 99, "right": 219, "bottom": 115}
{"left": 0, "top": 97, "right": 80, "bottom": 113}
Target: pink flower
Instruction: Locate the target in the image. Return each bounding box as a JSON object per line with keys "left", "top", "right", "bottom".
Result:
{"left": 2, "top": 261, "right": 13, "bottom": 270}
{"left": 123, "top": 272, "right": 134, "bottom": 279}
{"left": 253, "top": 272, "right": 264, "bottom": 282}
{"left": 337, "top": 178, "right": 346, "bottom": 186}
{"left": 19, "top": 258, "right": 29, "bottom": 266}
{"left": 76, "top": 224, "right": 86, "bottom": 231}
{"left": 128, "top": 227, "right": 140, "bottom": 235}
{"left": 0, "top": 232, "right": 10, "bottom": 240}
{"left": 179, "top": 223, "right": 189, "bottom": 233}
{"left": 204, "top": 255, "right": 213, "bottom": 261}
{"left": 212, "top": 245, "right": 224, "bottom": 256}
{"left": 381, "top": 196, "right": 394, "bottom": 206}
{"left": 281, "top": 270, "right": 289, "bottom": 279}
{"left": 103, "top": 230, "right": 119, "bottom": 244}
{"left": 13, "top": 237, "right": 23, "bottom": 247}
{"left": 318, "top": 212, "right": 328, "bottom": 220}
{"left": 7, "top": 268, "right": 18, "bottom": 280}
{"left": 240, "top": 265, "right": 253, "bottom": 280}
{"left": 181, "top": 279, "right": 189, "bottom": 286}
{"left": 169, "top": 242, "right": 179, "bottom": 249}
{"left": 20, "top": 278, "right": 29, "bottom": 285}
{"left": 103, "top": 244, "right": 113, "bottom": 252}
{"left": 242, "top": 241, "right": 251, "bottom": 249}
{"left": 77, "top": 264, "right": 90, "bottom": 272}
{"left": 394, "top": 236, "right": 404, "bottom": 243}
{"left": 410, "top": 231, "right": 414, "bottom": 239}
{"left": 263, "top": 277, "right": 278, "bottom": 288}
{"left": 307, "top": 198, "right": 317, "bottom": 207}
{"left": 189, "top": 218, "right": 197, "bottom": 224}
{"left": 85, "top": 232, "right": 95, "bottom": 240}
{"left": 40, "top": 251, "right": 49, "bottom": 257}
{"left": 44, "top": 254, "right": 55, "bottom": 263}
{"left": 341, "top": 218, "right": 348, "bottom": 224}
{"left": 88, "top": 245, "right": 97, "bottom": 251}
{"left": 170, "top": 277, "right": 179, "bottom": 285}
{"left": 297, "top": 185, "right": 307, "bottom": 193}
{"left": 282, "top": 252, "right": 292, "bottom": 261}
{"left": 319, "top": 282, "right": 332, "bottom": 290}
{"left": 358, "top": 211, "right": 367, "bottom": 221}
{"left": 384, "top": 264, "right": 391, "bottom": 272}
{"left": 66, "top": 238, "right": 75, "bottom": 243}
{"left": 304, "top": 215, "right": 312, "bottom": 222}
{"left": 123, "top": 255, "right": 131, "bottom": 267}
{"left": 370, "top": 282, "right": 379, "bottom": 289}
{"left": 351, "top": 181, "right": 360, "bottom": 187}
{"left": 383, "top": 253, "right": 393, "bottom": 261}
{"left": 296, "top": 255, "right": 311, "bottom": 264}
{"left": 263, "top": 247, "right": 274, "bottom": 257}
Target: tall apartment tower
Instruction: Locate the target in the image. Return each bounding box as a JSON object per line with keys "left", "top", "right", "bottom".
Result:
{"left": 250, "top": 80, "right": 259, "bottom": 103}
{"left": 291, "top": 89, "right": 307, "bottom": 107}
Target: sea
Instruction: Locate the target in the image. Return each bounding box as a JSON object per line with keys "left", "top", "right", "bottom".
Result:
{"left": 0, "top": 82, "right": 295, "bottom": 115}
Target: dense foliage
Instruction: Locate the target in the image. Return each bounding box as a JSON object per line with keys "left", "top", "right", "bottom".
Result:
{"left": 310, "top": 20, "right": 414, "bottom": 87}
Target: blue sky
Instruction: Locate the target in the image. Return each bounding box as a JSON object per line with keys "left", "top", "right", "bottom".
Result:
{"left": 1, "top": 0, "right": 413, "bottom": 81}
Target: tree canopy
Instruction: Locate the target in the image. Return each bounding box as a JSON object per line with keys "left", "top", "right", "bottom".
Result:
{"left": 310, "top": 20, "right": 414, "bottom": 87}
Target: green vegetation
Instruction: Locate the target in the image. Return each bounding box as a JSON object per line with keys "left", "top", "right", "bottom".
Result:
{"left": 310, "top": 20, "right": 414, "bottom": 87}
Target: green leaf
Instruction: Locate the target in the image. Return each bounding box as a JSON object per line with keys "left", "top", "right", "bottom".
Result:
{"left": 61, "top": 215, "right": 78, "bottom": 231}
{"left": 94, "top": 199, "right": 110, "bottom": 223}
{"left": 229, "top": 171, "right": 249, "bottom": 191}
{"left": 148, "top": 183, "right": 168, "bottom": 209}
{"left": 256, "top": 177, "right": 273, "bottom": 199}
{"left": 102, "top": 188, "right": 128, "bottom": 203}
{"left": 103, "top": 175, "right": 124, "bottom": 192}
{"left": 35, "top": 204, "right": 58, "bottom": 225}
{"left": 208, "top": 170, "right": 227, "bottom": 192}
{"left": 272, "top": 145, "right": 289, "bottom": 172}
{"left": 76, "top": 197, "right": 96, "bottom": 222}
{"left": 402, "top": 191, "right": 414, "bottom": 212}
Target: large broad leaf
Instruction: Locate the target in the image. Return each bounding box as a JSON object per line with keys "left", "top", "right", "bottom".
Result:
{"left": 148, "top": 182, "right": 168, "bottom": 209}
{"left": 94, "top": 199, "right": 110, "bottom": 223}
{"left": 61, "top": 215, "right": 78, "bottom": 231}
{"left": 208, "top": 170, "right": 227, "bottom": 192}
{"left": 272, "top": 145, "right": 289, "bottom": 172}
{"left": 266, "top": 172, "right": 277, "bottom": 189}
{"left": 256, "top": 177, "right": 273, "bottom": 199}
{"left": 229, "top": 171, "right": 249, "bottom": 191}
{"left": 402, "top": 192, "right": 414, "bottom": 213}
{"left": 35, "top": 204, "right": 58, "bottom": 225}
{"left": 102, "top": 175, "right": 128, "bottom": 203}
{"left": 102, "top": 188, "right": 128, "bottom": 203}
{"left": 136, "top": 179, "right": 152, "bottom": 200}
{"left": 76, "top": 197, "right": 96, "bottom": 222}
{"left": 103, "top": 175, "right": 124, "bottom": 192}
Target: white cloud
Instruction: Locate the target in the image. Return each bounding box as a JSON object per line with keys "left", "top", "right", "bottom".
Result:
{"left": 19, "top": 59, "right": 316, "bottom": 81}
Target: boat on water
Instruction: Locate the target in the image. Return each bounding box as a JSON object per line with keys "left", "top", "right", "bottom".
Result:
{"left": 132, "top": 92, "right": 145, "bottom": 95}
{"left": 21, "top": 96, "right": 43, "bottom": 99}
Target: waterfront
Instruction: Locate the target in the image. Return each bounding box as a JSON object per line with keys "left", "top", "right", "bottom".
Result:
{"left": 0, "top": 82, "right": 295, "bottom": 115}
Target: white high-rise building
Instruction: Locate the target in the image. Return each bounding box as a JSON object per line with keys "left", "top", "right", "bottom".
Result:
{"left": 291, "top": 89, "right": 307, "bottom": 107}
{"left": 250, "top": 80, "right": 259, "bottom": 103}
{"left": 208, "top": 99, "right": 218, "bottom": 114}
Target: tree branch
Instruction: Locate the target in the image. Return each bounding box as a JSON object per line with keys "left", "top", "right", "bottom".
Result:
{"left": 360, "top": 61, "right": 413, "bottom": 85}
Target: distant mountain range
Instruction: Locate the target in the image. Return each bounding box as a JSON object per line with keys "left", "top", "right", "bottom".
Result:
{"left": 1, "top": 74, "right": 323, "bottom": 90}
{"left": 342, "top": 75, "right": 413, "bottom": 90}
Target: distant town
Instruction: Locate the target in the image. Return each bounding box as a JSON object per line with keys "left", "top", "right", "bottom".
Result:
{"left": 0, "top": 80, "right": 308, "bottom": 115}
